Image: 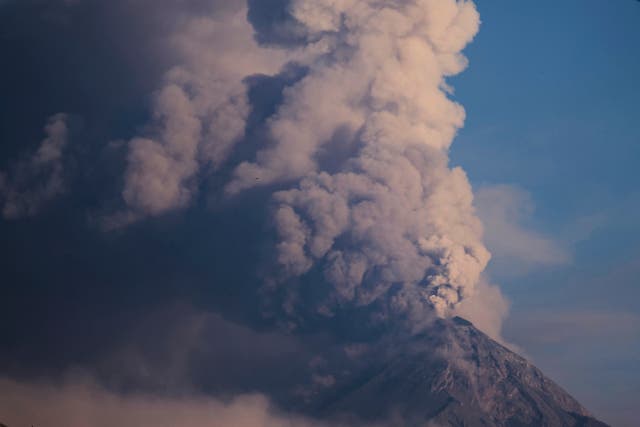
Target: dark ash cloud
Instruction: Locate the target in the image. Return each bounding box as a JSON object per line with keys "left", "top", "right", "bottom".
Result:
{"left": 0, "top": 114, "right": 70, "bottom": 218}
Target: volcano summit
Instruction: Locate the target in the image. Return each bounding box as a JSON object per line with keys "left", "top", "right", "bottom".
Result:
{"left": 307, "top": 317, "right": 609, "bottom": 427}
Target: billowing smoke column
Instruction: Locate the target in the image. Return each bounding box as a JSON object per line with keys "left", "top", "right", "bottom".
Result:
{"left": 229, "top": 0, "right": 490, "bottom": 321}
{"left": 119, "top": 0, "right": 490, "bottom": 324}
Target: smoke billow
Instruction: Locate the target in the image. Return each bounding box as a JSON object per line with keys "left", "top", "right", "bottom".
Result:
{"left": 236, "top": 0, "right": 490, "bottom": 323}
{"left": 112, "top": 2, "right": 290, "bottom": 227}
{"left": 118, "top": 0, "right": 491, "bottom": 326}
{"left": 0, "top": 113, "right": 69, "bottom": 219}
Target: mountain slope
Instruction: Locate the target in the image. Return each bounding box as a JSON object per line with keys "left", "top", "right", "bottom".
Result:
{"left": 316, "top": 317, "right": 609, "bottom": 427}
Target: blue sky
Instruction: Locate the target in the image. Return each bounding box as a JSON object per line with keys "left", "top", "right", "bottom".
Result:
{"left": 452, "top": 1, "right": 640, "bottom": 425}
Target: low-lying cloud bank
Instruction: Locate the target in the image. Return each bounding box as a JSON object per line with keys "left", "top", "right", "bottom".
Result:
{"left": 0, "top": 377, "right": 400, "bottom": 427}
{"left": 0, "top": 378, "right": 323, "bottom": 427}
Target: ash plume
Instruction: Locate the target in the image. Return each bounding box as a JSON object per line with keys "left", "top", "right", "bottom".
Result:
{"left": 234, "top": 0, "right": 491, "bottom": 323}
{"left": 117, "top": 0, "right": 492, "bottom": 327}
{"left": 0, "top": 113, "right": 69, "bottom": 219}
{"left": 112, "top": 1, "right": 290, "bottom": 227}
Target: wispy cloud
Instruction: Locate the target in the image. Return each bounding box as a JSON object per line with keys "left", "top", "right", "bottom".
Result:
{"left": 454, "top": 277, "right": 511, "bottom": 344}
{"left": 0, "top": 113, "right": 70, "bottom": 219}
{"left": 475, "top": 184, "right": 571, "bottom": 277}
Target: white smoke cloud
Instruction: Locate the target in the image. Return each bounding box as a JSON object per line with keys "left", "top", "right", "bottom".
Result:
{"left": 115, "top": 0, "right": 494, "bottom": 325}
{"left": 227, "top": 0, "right": 490, "bottom": 322}
{"left": 0, "top": 113, "right": 69, "bottom": 219}
{"left": 454, "top": 277, "right": 510, "bottom": 343}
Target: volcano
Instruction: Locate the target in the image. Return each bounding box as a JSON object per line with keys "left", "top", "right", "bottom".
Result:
{"left": 312, "top": 317, "right": 609, "bottom": 427}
